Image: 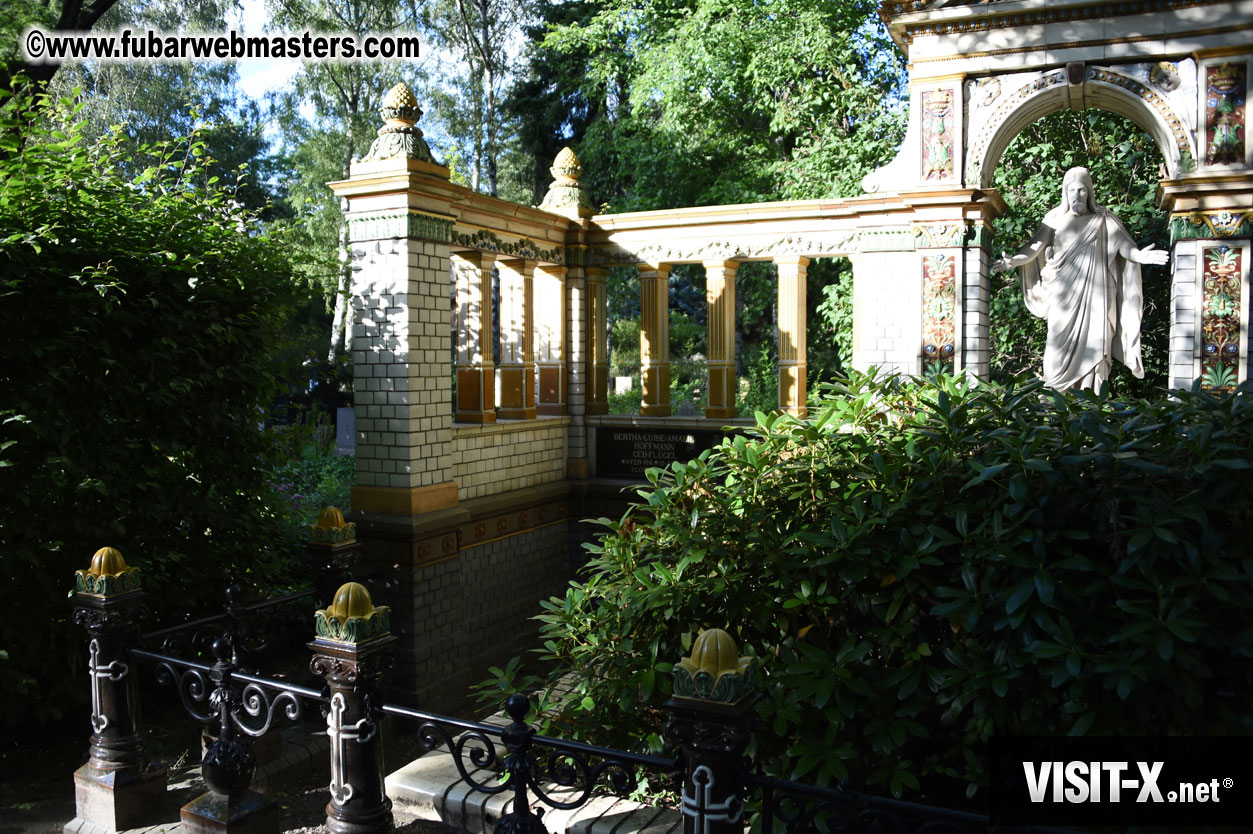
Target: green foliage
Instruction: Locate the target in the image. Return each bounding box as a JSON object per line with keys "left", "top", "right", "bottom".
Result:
{"left": 0, "top": 86, "right": 306, "bottom": 731}
{"left": 992, "top": 110, "right": 1169, "bottom": 395}
{"left": 264, "top": 417, "right": 355, "bottom": 541}
{"left": 491, "top": 371, "right": 1253, "bottom": 803}
{"left": 531, "top": 0, "right": 905, "bottom": 210}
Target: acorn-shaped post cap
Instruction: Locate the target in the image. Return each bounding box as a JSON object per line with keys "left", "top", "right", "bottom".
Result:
{"left": 672, "top": 628, "right": 755, "bottom": 703}
{"left": 539, "top": 146, "right": 594, "bottom": 218}
{"left": 314, "top": 581, "right": 391, "bottom": 643}
{"left": 308, "top": 505, "right": 357, "bottom": 545}
{"left": 75, "top": 546, "right": 142, "bottom": 596}
{"left": 361, "top": 82, "right": 436, "bottom": 164}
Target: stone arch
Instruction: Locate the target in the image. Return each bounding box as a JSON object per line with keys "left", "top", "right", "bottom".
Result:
{"left": 970, "top": 65, "right": 1195, "bottom": 190}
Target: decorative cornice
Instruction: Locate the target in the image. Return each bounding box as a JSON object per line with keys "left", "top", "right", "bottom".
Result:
{"left": 592, "top": 234, "right": 860, "bottom": 266}
{"left": 348, "top": 211, "right": 454, "bottom": 243}
{"left": 1170, "top": 209, "right": 1253, "bottom": 241}
{"left": 893, "top": 0, "right": 1223, "bottom": 46}
{"left": 451, "top": 229, "right": 565, "bottom": 264}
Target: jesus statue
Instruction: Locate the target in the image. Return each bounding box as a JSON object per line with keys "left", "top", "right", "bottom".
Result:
{"left": 992, "top": 167, "right": 1168, "bottom": 393}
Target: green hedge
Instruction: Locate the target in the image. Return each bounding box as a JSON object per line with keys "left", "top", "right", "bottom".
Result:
{"left": 488, "top": 372, "right": 1253, "bottom": 804}
{"left": 0, "top": 85, "right": 306, "bottom": 731}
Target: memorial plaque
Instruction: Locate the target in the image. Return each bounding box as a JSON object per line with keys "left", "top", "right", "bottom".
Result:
{"left": 596, "top": 427, "right": 733, "bottom": 478}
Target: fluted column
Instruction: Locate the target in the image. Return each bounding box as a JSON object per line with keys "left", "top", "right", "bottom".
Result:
{"left": 497, "top": 257, "right": 536, "bottom": 420}
{"left": 703, "top": 260, "right": 739, "bottom": 419}
{"left": 639, "top": 263, "right": 672, "bottom": 417}
{"left": 453, "top": 250, "right": 497, "bottom": 424}
{"left": 534, "top": 264, "right": 568, "bottom": 414}
{"left": 774, "top": 256, "right": 809, "bottom": 418}
{"left": 585, "top": 266, "right": 610, "bottom": 415}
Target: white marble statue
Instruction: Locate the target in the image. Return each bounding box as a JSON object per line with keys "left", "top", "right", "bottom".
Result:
{"left": 993, "top": 167, "right": 1169, "bottom": 393}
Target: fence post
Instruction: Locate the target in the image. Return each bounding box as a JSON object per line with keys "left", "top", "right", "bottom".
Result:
{"left": 306, "top": 506, "right": 362, "bottom": 607}
{"left": 664, "top": 628, "right": 758, "bottom": 834}
{"left": 310, "top": 581, "right": 396, "bottom": 834}
{"left": 70, "top": 547, "right": 167, "bottom": 832}
{"left": 180, "top": 636, "right": 279, "bottom": 834}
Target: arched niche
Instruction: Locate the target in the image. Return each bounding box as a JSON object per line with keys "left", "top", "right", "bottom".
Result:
{"left": 970, "top": 65, "right": 1195, "bottom": 190}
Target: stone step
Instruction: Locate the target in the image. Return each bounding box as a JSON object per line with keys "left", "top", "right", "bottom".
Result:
{"left": 385, "top": 747, "right": 681, "bottom": 834}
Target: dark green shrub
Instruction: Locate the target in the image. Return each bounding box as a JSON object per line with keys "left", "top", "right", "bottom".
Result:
{"left": 0, "top": 85, "right": 306, "bottom": 731}
{"left": 488, "top": 372, "right": 1253, "bottom": 803}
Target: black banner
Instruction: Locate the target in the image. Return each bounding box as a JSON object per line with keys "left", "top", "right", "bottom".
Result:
{"left": 990, "top": 736, "right": 1252, "bottom": 827}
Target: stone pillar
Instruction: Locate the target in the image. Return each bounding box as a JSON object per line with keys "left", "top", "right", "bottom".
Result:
{"left": 639, "top": 263, "right": 672, "bottom": 417}
{"left": 774, "top": 256, "right": 809, "bottom": 418}
{"left": 703, "top": 260, "right": 738, "bottom": 419}
{"left": 453, "top": 250, "right": 497, "bottom": 424}
{"left": 585, "top": 265, "right": 610, "bottom": 416}
{"left": 70, "top": 548, "right": 167, "bottom": 834}
{"left": 310, "top": 582, "right": 397, "bottom": 834}
{"left": 498, "top": 257, "right": 537, "bottom": 420}
{"left": 331, "top": 82, "right": 458, "bottom": 517}
{"left": 963, "top": 223, "right": 992, "bottom": 379}
{"left": 535, "top": 264, "right": 568, "bottom": 414}
{"left": 664, "top": 629, "right": 757, "bottom": 834}
{"left": 1170, "top": 238, "right": 1202, "bottom": 390}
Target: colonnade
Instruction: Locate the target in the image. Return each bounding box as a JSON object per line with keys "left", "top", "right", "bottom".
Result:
{"left": 448, "top": 253, "right": 814, "bottom": 424}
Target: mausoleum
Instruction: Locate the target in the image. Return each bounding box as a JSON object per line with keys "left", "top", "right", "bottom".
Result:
{"left": 328, "top": 0, "right": 1252, "bottom": 704}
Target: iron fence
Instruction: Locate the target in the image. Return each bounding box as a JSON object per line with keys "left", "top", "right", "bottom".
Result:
{"left": 67, "top": 532, "right": 1075, "bottom": 834}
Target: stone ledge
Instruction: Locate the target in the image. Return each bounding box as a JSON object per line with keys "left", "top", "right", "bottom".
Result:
{"left": 63, "top": 819, "right": 182, "bottom": 834}
{"left": 385, "top": 750, "right": 680, "bottom": 834}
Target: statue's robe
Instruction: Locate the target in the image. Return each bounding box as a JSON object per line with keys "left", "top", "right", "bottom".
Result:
{"left": 1020, "top": 208, "right": 1145, "bottom": 391}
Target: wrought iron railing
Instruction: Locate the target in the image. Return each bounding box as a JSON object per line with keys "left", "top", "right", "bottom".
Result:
{"left": 67, "top": 526, "right": 1075, "bottom": 834}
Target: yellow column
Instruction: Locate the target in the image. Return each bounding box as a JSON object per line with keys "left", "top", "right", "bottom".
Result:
{"left": 453, "top": 250, "right": 496, "bottom": 424}
{"left": 497, "top": 257, "right": 536, "bottom": 420}
{"left": 534, "top": 264, "right": 567, "bottom": 414}
{"left": 775, "top": 256, "right": 809, "bottom": 418}
{"left": 639, "top": 263, "right": 672, "bottom": 417}
{"left": 585, "top": 266, "right": 609, "bottom": 415}
{"left": 703, "top": 259, "right": 739, "bottom": 419}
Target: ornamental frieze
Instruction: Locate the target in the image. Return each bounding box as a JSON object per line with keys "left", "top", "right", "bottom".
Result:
{"left": 348, "top": 211, "right": 454, "bottom": 243}
{"left": 591, "top": 234, "right": 860, "bottom": 265}
{"left": 1170, "top": 210, "right": 1253, "bottom": 241}
{"left": 451, "top": 229, "right": 565, "bottom": 264}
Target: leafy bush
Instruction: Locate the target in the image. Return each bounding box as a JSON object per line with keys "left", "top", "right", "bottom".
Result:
{"left": 0, "top": 84, "right": 307, "bottom": 731}
{"left": 489, "top": 371, "right": 1253, "bottom": 804}
{"left": 264, "top": 416, "right": 354, "bottom": 541}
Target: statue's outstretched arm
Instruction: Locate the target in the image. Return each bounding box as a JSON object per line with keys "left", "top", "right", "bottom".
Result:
{"left": 992, "top": 223, "right": 1052, "bottom": 272}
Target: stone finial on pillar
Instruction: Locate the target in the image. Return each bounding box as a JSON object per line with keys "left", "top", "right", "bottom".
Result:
{"left": 664, "top": 629, "right": 757, "bottom": 834}
{"left": 538, "top": 147, "right": 595, "bottom": 219}
{"left": 306, "top": 506, "right": 362, "bottom": 607}
{"left": 70, "top": 547, "right": 167, "bottom": 833}
{"left": 360, "top": 82, "right": 435, "bottom": 164}
{"left": 310, "top": 583, "right": 397, "bottom": 834}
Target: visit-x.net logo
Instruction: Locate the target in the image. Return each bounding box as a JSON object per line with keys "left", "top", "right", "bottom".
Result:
{"left": 990, "top": 737, "right": 1250, "bottom": 826}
